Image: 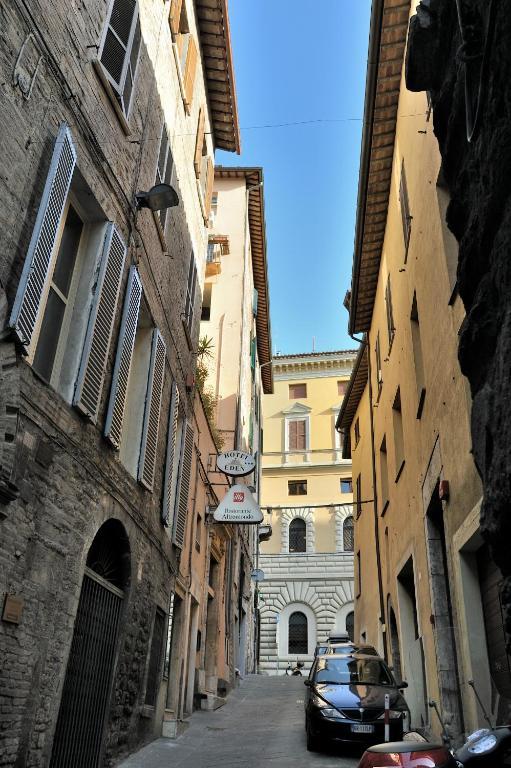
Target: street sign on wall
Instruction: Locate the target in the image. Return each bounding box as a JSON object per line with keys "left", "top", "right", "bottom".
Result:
{"left": 213, "top": 484, "right": 263, "bottom": 524}
{"left": 216, "top": 451, "right": 256, "bottom": 477}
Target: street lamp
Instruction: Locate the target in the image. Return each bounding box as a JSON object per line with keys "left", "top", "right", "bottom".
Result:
{"left": 135, "top": 183, "right": 179, "bottom": 211}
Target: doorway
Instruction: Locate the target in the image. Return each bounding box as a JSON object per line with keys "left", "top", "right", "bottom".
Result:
{"left": 50, "top": 520, "right": 130, "bottom": 768}
{"left": 397, "top": 557, "right": 428, "bottom": 729}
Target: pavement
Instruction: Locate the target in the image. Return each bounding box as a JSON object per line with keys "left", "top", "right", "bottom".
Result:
{"left": 117, "top": 675, "right": 361, "bottom": 767}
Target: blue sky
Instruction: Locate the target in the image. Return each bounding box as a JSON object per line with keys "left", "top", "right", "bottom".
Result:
{"left": 216, "top": 0, "right": 371, "bottom": 356}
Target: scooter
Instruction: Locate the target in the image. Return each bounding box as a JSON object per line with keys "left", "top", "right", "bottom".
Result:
{"left": 357, "top": 679, "right": 511, "bottom": 767}
{"left": 285, "top": 661, "right": 304, "bottom": 676}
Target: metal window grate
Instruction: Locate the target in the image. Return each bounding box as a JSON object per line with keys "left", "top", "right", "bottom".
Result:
{"left": 343, "top": 516, "right": 354, "bottom": 552}
{"left": 289, "top": 518, "right": 306, "bottom": 552}
{"left": 288, "top": 611, "right": 308, "bottom": 654}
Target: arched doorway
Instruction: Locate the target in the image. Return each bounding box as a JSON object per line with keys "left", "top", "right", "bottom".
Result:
{"left": 50, "top": 520, "right": 130, "bottom": 768}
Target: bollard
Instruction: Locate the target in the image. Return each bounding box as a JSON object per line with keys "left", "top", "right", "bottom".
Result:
{"left": 384, "top": 693, "right": 390, "bottom": 742}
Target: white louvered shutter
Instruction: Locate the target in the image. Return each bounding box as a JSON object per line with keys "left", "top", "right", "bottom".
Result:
{"left": 73, "top": 224, "right": 127, "bottom": 422}
{"left": 173, "top": 422, "right": 194, "bottom": 548}
{"left": 162, "top": 381, "right": 180, "bottom": 526}
{"left": 104, "top": 265, "right": 142, "bottom": 448}
{"left": 10, "top": 123, "right": 76, "bottom": 351}
{"left": 138, "top": 329, "right": 166, "bottom": 490}
{"left": 99, "top": 0, "right": 140, "bottom": 115}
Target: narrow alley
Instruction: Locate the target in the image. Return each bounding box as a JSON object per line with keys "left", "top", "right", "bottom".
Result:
{"left": 119, "top": 677, "right": 359, "bottom": 768}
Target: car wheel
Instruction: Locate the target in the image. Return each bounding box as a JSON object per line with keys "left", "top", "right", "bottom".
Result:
{"left": 306, "top": 723, "right": 320, "bottom": 752}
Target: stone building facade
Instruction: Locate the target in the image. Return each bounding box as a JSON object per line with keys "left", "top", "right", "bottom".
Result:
{"left": 0, "top": 0, "right": 239, "bottom": 765}
{"left": 338, "top": 0, "right": 510, "bottom": 742}
{"left": 259, "top": 351, "right": 357, "bottom": 675}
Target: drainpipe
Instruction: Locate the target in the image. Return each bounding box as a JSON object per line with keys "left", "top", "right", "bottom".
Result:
{"left": 365, "top": 331, "right": 388, "bottom": 661}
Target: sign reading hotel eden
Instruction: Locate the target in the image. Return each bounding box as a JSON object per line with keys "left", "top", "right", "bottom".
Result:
{"left": 216, "top": 451, "right": 256, "bottom": 477}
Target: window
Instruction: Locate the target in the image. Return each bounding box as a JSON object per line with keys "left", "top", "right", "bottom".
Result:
{"left": 172, "top": 421, "right": 194, "bottom": 548}
{"left": 426, "top": 90, "right": 433, "bottom": 121}
{"left": 155, "top": 124, "right": 174, "bottom": 233}
{"left": 343, "top": 516, "right": 354, "bottom": 552}
{"left": 98, "top": 0, "right": 141, "bottom": 120}
{"left": 375, "top": 332, "right": 383, "bottom": 399}
{"left": 356, "top": 551, "right": 361, "bottom": 598}
{"left": 194, "top": 108, "right": 214, "bottom": 218}
{"left": 385, "top": 275, "right": 395, "bottom": 349}
{"left": 399, "top": 160, "right": 412, "bottom": 261}
{"left": 10, "top": 124, "right": 127, "bottom": 421}
{"left": 392, "top": 388, "right": 405, "bottom": 480}
{"left": 288, "top": 419, "right": 306, "bottom": 451}
{"left": 211, "top": 192, "right": 218, "bottom": 220}
{"left": 289, "top": 383, "right": 307, "bottom": 399}
{"left": 340, "top": 478, "right": 353, "bottom": 494}
{"left": 410, "top": 293, "right": 426, "bottom": 418}
{"left": 184, "top": 252, "right": 197, "bottom": 338}
{"left": 355, "top": 475, "right": 362, "bottom": 517}
{"left": 289, "top": 518, "right": 306, "bottom": 552}
{"left": 346, "top": 610, "right": 355, "bottom": 641}
{"left": 250, "top": 335, "right": 257, "bottom": 372}
{"left": 195, "top": 512, "right": 202, "bottom": 550}
{"left": 337, "top": 380, "right": 348, "bottom": 397}
{"left": 354, "top": 418, "right": 360, "bottom": 447}
{"left": 379, "top": 436, "right": 389, "bottom": 514}
{"left": 288, "top": 611, "right": 308, "bottom": 654}
{"left": 169, "top": 0, "right": 198, "bottom": 110}
{"left": 201, "top": 283, "right": 212, "bottom": 321}
{"left": 288, "top": 480, "right": 307, "bottom": 496}
{"left": 145, "top": 607, "right": 166, "bottom": 706}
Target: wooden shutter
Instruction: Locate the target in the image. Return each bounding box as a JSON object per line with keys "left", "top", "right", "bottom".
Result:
{"left": 169, "top": 0, "right": 183, "bottom": 36}
{"left": 194, "top": 108, "right": 205, "bottom": 178}
{"left": 289, "top": 421, "right": 298, "bottom": 451}
{"left": 138, "top": 329, "right": 167, "bottom": 490}
{"left": 74, "top": 224, "right": 126, "bottom": 422}
{"left": 162, "top": 381, "right": 180, "bottom": 525}
{"left": 104, "top": 266, "right": 142, "bottom": 448}
{"left": 297, "top": 420, "right": 306, "bottom": 450}
{"left": 183, "top": 36, "right": 198, "bottom": 109}
{"left": 204, "top": 158, "right": 215, "bottom": 219}
{"left": 100, "top": 0, "right": 137, "bottom": 92}
{"left": 173, "top": 422, "right": 194, "bottom": 548}
{"left": 10, "top": 123, "right": 76, "bottom": 351}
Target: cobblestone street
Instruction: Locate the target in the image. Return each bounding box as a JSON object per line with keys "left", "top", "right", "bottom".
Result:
{"left": 118, "top": 676, "right": 360, "bottom": 768}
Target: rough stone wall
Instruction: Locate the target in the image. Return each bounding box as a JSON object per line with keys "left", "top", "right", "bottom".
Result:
{"left": 413, "top": 0, "right": 511, "bottom": 636}
{"left": 0, "top": 0, "right": 213, "bottom": 764}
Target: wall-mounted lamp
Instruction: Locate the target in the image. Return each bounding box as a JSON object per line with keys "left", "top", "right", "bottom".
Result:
{"left": 135, "top": 183, "right": 179, "bottom": 211}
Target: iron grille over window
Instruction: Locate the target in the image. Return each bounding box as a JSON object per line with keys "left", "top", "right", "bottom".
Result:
{"left": 288, "top": 611, "right": 308, "bottom": 654}
{"left": 346, "top": 611, "right": 355, "bottom": 641}
{"left": 343, "top": 516, "right": 354, "bottom": 552}
{"left": 289, "top": 518, "right": 306, "bottom": 552}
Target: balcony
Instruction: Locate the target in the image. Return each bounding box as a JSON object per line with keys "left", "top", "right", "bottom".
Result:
{"left": 206, "top": 236, "right": 229, "bottom": 277}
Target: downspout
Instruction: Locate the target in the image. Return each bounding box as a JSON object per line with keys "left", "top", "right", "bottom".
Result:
{"left": 365, "top": 330, "right": 388, "bottom": 661}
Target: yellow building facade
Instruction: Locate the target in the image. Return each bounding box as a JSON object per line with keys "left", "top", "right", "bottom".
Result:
{"left": 338, "top": 0, "right": 509, "bottom": 744}
{"left": 259, "top": 351, "right": 357, "bottom": 674}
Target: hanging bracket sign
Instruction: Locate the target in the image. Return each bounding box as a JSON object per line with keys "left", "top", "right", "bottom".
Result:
{"left": 217, "top": 450, "right": 256, "bottom": 477}
{"left": 213, "top": 484, "right": 263, "bottom": 524}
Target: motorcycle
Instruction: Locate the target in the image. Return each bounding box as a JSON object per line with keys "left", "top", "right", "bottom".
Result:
{"left": 285, "top": 661, "right": 304, "bottom": 676}
{"left": 357, "top": 679, "right": 511, "bottom": 767}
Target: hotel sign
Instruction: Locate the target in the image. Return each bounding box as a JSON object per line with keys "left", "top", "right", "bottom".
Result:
{"left": 216, "top": 451, "right": 256, "bottom": 477}
{"left": 213, "top": 484, "right": 263, "bottom": 524}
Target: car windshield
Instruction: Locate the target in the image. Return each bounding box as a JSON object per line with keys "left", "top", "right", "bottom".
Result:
{"left": 327, "top": 645, "right": 379, "bottom": 656}
{"left": 313, "top": 657, "right": 394, "bottom": 686}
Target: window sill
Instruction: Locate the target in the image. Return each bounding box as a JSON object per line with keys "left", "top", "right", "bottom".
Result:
{"left": 395, "top": 460, "right": 405, "bottom": 483}
{"left": 92, "top": 60, "right": 131, "bottom": 135}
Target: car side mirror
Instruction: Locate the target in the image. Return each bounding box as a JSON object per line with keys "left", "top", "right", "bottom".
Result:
{"left": 304, "top": 679, "right": 312, "bottom": 687}
{"left": 399, "top": 680, "right": 408, "bottom": 689}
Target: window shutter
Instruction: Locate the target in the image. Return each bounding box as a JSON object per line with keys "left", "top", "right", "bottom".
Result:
{"left": 183, "top": 36, "right": 198, "bottom": 109}
{"left": 9, "top": 123, "right": 76, "bottom": 352}
{"left": 138, "top": 329, "right": 167, "bottom": 490}
{"left": 173, "top": 422, "right": 194, "bottom": 548}
{"left": 104, "top": 265, "right": 142, "bottom": 448}
{"left": 289, "top": 421, "right": 297, "bottom": 451}
{"left": 100, "top": 0, "right": 137, "bottom": 93}
{"left": 253, "top": 288, "right": 259, "bottom": 317}
{"left": 162, "top": 381, "right": 180, "bottom": 526}
{"left": 74, "top": 224, "right": 127, "bottom": 422}
{"left": 194, "top": 108, "right": 205, "bottom": 178}
{"left": 169, "top": 0, "right": 183, "bottom": 36}
{"left": 204, "top": 158, "right": 215, "bottom": 219}
{"left": 298, "top": 420, "right": 306, "bottom": 450}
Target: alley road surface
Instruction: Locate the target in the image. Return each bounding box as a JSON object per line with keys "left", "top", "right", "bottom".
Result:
{"left": 119, "top": 675, "right": 360, "bottom": 768}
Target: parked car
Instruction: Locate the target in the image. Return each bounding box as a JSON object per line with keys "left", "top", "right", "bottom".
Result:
{"left": 304, "top": 653, "right": 409, "bottom": 752}
{"left": 314, "top": 642, "right": 380, "bottom": 657}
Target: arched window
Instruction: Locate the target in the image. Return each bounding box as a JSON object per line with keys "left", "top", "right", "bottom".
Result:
{"left": 289, "top": 518, "right": 306, "bottom": 552}
{"left": 343, "top": 516, "right": 354, "bottom": 552}
{"left": 288, "top": 611, "right": 308, "bottom": 654}
{"left": 346, "top": 611, "right": 355, "bottom": 641}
